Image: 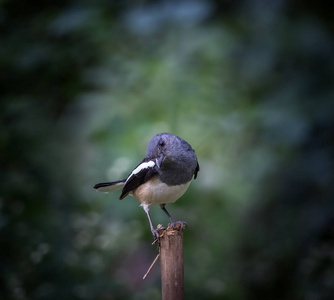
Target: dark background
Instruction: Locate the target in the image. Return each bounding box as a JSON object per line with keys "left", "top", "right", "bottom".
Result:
{"left": 1, "top": 0, "right": 334, "bottom": 299}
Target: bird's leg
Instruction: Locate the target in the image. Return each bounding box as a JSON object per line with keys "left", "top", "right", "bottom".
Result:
{"left": 142, "top": 204, "right": 160, "bottom": 241}
{"left": 160, "top": 204, "right": 187, "bottom": 229}
{"left": 160, "top": 204, "right": 175, "bottom": 223}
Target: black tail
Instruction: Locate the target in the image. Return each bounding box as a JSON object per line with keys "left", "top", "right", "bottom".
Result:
{"left": 94, "top": 179, "right": 126, "bottom": 193}
{"left": 93, "top": 179, "right": 125, "bottom": 189}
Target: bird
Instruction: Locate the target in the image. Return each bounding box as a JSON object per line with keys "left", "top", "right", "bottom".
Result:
{"left": 94, "top": 132, "right": 199, "bottom": 241}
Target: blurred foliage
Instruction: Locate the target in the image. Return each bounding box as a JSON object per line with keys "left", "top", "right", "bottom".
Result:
{"left": 1, "top": 0, "right": 334, "bottom": 299}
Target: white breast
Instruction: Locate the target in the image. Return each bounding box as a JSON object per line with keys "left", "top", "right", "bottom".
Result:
{"left": 132, "top": 176, "right": 191, "bottom": 206}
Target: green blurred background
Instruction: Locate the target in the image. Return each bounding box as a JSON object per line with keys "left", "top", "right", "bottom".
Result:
{"left": 1, "top": 0, "right": 334, "bottom": 299}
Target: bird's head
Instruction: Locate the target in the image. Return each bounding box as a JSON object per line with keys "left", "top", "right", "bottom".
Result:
{"left": 146, "top": 133, "right": 197, "bottom": 168}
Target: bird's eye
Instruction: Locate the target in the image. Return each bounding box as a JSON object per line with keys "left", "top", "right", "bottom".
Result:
{"left": 159, "top": 140, "right": 165, "bottom": 147}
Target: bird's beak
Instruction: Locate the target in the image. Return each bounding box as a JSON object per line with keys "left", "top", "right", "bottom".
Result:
{"left": 156, "top": 154, "right": 164, "bottom": 168}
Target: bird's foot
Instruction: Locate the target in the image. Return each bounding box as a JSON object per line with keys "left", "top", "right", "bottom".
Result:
{"left": 151, "top": 228, "right": 160, "bottom": 242}
{"left": 151, "top": 225, "right": 165, "bottom": 245}
{"left": 169, "top": 220, "right": 187, "bottom": 230}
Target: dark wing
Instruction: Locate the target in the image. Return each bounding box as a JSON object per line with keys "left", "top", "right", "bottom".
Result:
{"left": 119, "top": 158, "right": 158, "bottom": 200}
{"left": 194, "top": 161, "right": 200, "bottom": 179}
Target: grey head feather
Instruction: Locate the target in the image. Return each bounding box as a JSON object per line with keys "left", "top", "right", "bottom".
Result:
{"left": 146, "top": 133, "right": 199, "bottom": 186}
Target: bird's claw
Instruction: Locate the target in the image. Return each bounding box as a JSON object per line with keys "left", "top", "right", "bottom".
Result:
{"left": 151, "top": 227, "right": 165, "bottom": 245}
{"left": 170, "top": 221, "right": 187, "bottom": 230}
{"left": 151, "top": 228, "right": 160, "bottom": 240}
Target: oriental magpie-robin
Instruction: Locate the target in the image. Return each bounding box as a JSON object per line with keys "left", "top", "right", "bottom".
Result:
{"left": 94, "top": 132, "right": 199, "bottom": 241}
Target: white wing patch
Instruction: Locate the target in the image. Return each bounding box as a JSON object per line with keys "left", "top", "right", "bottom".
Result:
{"left": 126, "top": 160, "right": 155, "bottom": 183}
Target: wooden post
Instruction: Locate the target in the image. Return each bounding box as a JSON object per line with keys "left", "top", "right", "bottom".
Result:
{"left": 159, "top": 224, "right": 184, "bottom": 300}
